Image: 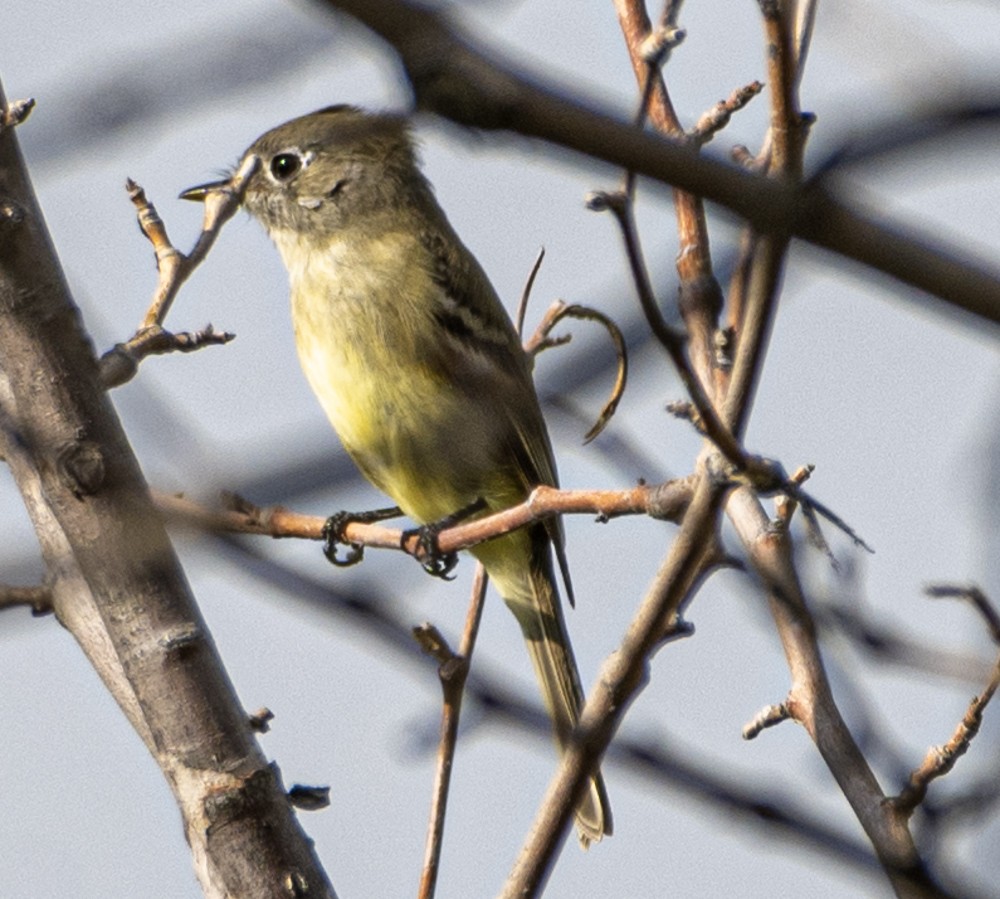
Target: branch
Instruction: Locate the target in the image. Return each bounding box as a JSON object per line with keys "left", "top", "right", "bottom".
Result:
{"left": 523, "top": 300, "right": 629, "bottom": 443}
{"left": 204, "top": 532, "right": 899, "bottom": 886}
{"left": 0, "top": 85, "right": 336, "bottom": 898}
{"left": 98, "top": 156, "right": 258, "bottom": 388}
{"left": 891, "top": 586, "right": 1000, "bottom": 817}
{"left": 586, "top": 188, "right": 746, "bottom": 467}
{"left": 925, "top": 583, "right": 1000, "bottom": 645}
{"left": 154, "top": 478, "right": 695, "bottom": 559}
{"left": 214, "top": 535, "right": 982, "bottom": 897}
{"left": 315, "top": 0, "right": 1000, "bottom": 328}
{"left": 690, "top": 81, "right": 765, "bottom": 147}
{"left": 416, "top": 565, "right": 488, "bottom": 899}
{"left": 0, "top": 583, "right": 52, "bottom": 614}
{"left": 502, "top": 469, "right": 727, "bottom": 895}
{"left": 613, "top": 0, "right": 724, "bottom": 394}
{"left": 716, "top": 7, "right": 933, "bottom": 895}
{"left": 893, "top": 655, "right": 1000, "bottom": 818}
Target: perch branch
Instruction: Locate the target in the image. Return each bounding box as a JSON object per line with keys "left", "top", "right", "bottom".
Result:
{"left": 99, "top": 155, "right": 258, "bottom": 388}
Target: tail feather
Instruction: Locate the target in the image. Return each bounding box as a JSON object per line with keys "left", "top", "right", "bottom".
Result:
{"left": 477, "top": 526, "right": 612, "bottom": 846}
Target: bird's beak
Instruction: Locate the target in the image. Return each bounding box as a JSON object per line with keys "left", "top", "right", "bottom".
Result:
{"left": 178, "top": 178, "right": 232, "bottom": 202}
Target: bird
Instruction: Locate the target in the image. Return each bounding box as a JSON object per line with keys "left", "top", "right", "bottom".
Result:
{"left": 183, "top": 105, "right": 611, "bottom": 845}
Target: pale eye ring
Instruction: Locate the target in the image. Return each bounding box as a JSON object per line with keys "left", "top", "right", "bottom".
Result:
{"left": 270, "top": 152, "right": 302, "bottom": 182}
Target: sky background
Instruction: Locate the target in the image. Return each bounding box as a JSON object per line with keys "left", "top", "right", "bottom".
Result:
{"left": 1, "top": 1, "right": 999, "bottom": 897}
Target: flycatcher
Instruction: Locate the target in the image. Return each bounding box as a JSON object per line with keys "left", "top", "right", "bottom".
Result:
{"left": 184, "top": 106, "right": 611, "bottom": 845}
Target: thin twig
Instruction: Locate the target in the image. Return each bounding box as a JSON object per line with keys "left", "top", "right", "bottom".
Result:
{"left": 690, "top": 81, "right": 765, "bottom": 147}
{"left": 524, "top": 301, "right": 629, "bottom": 443}
{"left": 98, "top": 155, "right": 259, "bottom": 388}
{"left": 925, "top": 584, "right": 1000, "bottom": 644}
{"left": 502, "top": 471, "right": 728, "bottom": 896}
{"left": 1, "top": 97, "right": 35, "bottom": 129}
{"left": 743, "top": 702, "right": 791, "bottom": 739}
{"left": 515, "top": 247, "right": 546, "bottom": 337}
{"left": 585, "top": 189, "right": 745, "bottom": 467}
{"left": 613, "top": 0, "right": 723, "bottom": 395}
{"left": 721, "top": 1, "right": 804, "bottom": 437}
{"left": 892, "top": 655, "right": 1000, "bottom": 818}
{"left": 100, "top": 324, "right": 235, "bottom": 389}
{"left": 153, "top": 478, "right": 695, "bottom": 558}
{"left": 819, "top": 602, "right": 995, "bottom": 685}
{"left": 0, "top": 583, "right": 52, "bottom": 614}
{"left": 887, "top": 585, "right": 1000, "bottom": 816}
{"left": 148, "top": 153, "right": 259, "bottom": 326}
{"left": 417, "top": 565, "right": 488, "bottom": 899}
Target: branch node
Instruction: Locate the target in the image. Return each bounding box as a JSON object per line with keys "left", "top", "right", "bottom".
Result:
{"left": 159, "top": 623, "right": 203, "bottom": 659}
{"left": 56, "top": 439, "right": 106, "bottom": 497}
{"left": 413, "top": 622, "right": 458, "bottom": 666}
{"left": 1, "top": 97, "right": 35, "bottom": 129}
{"left": 287, "top": 784, "right": 331, "bottom": 812}
{"left": 638, "top": 26, "right": 686, "bottom": 66}
{"left": 584, "top": 189, "right": 626, "bottom": 215}
{"left": 743, "top": 702, "right": 791, "bottom": 739}
{"left": 713, "top": 326, "right": 735, "bottom": 370}
{"left": 774, "top": 463, "right": 814, "bottom": 525}
{"left": 0, "top": 197, "right": 25, "bottom": 229}
{"left": 659, "top": 615, "right": 695, "bottom": 645}
{"left": 0, "top": 584, "right": 53, "bottom": 614}
{"left": 666, "top": 399, "right": 704, "bottom": 433}
{"left": 248, "top": 707, "right": 274, "bottom": 734}
{"left": 690, "top": 81, "right": 765, "bottom": 147}
{"left": 730, "top": 144, "right": 766, "bottom": 172}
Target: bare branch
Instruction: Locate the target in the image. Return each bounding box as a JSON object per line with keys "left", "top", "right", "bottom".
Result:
{"left": 98, "top": 155, "right": 259, "bottom": 388}
{"left": 925, "top": 583, "right": 1000, "bottom": 645}
{"left": 1, "top": 97, "right": 35, "bottom": 129}
{"left": 503, "top": 471, "right": 727, "bottom": 895}
{"left": 613, "top": 0, "right": 722, "bottom": 395}
{"left": 893, "top": 655, "right": 1000, "bottom": 817}
{"left": 515, "top": 247, "right": 545, "bottom": 337}
{"left": 315, "top": 0, "right": 1000, "bottom": 328}
{"left": 0, "top": 79, "right": 336, "bottom": 898}
{"left": 0, "top": 583, "right": 52, "bottom": 614}
{"left": 586, "top": 188, "right": 746, "bottom": 466}
{"left": 524, "top": 301, "right": 629, "bottom": 443}
{"left": 690, "top": 81, "right": 765, "bottom": 147}
{"left": 154, "top": 478, "right": 696, "bottom": 561}
{"left": 743, "top": 702, "right": 791, "bottom": 739}
{"left": 417, "top": 565, "right": 488, "bottom": 899}
{"left": 884, "top": 587, "right": 1000, "bottom": 817}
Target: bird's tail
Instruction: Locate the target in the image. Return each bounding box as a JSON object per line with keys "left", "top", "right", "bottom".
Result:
{"left": 475, "top": 526, "right": 612, "bottom": 847}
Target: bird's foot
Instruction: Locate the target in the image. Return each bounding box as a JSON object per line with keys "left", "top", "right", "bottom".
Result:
{"left": 322, "top": 506, "right": 402, "bottom": 567}
{"left": 403, "top": 497, "right": 487, "bottom": 580}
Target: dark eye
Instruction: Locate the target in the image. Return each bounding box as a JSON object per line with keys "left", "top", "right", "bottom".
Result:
{"left": 270, "top": 152, "right": 302, "bottom": 182}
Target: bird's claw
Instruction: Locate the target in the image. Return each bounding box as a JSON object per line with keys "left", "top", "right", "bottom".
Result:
{"left": 404, "top": 523, "right": 459, "bottom": 580}
{"left": 322, "top": 512, "right": 366, "bottom": 567}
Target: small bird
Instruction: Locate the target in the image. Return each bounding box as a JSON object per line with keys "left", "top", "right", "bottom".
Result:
{"left": 183, "top": 106, "right": 611, "bottom": 845}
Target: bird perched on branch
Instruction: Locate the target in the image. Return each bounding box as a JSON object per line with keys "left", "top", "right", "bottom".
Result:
{"left": 183, "top": 105, "right": 611, "bottom": 845}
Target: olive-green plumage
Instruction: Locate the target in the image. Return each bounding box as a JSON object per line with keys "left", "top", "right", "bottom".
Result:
{"left": 212, "top": 106, "right": 611, "bottom": 844}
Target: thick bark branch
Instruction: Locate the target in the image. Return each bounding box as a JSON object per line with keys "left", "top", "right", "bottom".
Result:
{"left": 314, "top": 0, "right": 1000, "bottom": 329}
{"left": 0, "top": 84, "right": 336, "bottom": 899}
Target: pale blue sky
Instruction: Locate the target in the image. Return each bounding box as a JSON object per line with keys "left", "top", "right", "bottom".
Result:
{"left": 1, "top": 2, "right": 998, "bottom": 897}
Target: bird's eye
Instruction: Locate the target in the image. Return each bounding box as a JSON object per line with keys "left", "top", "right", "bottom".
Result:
{"left": 270, "top": 152, "right": 302, "bottom": 182}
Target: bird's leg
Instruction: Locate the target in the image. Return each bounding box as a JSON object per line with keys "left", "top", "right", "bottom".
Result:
{"left": 322, "top": 506, "right": 403, "bottom": 567}
{"left": 403, "top": 497, "right": 488, "bottom": 580}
